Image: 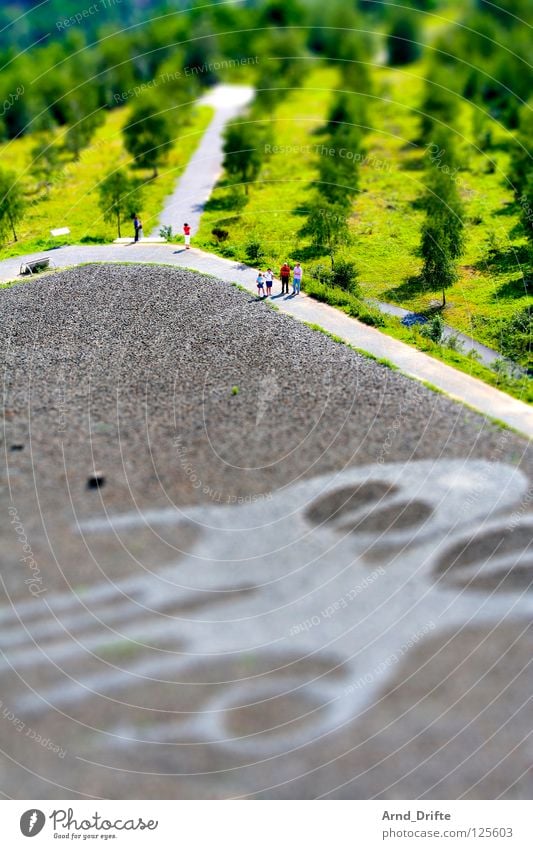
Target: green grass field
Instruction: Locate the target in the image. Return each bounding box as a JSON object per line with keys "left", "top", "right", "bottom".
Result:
{"left": 0, "top": 103, "right": 213, "bottom": 259}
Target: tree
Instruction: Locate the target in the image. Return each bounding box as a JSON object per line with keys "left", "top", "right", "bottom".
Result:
{"left": 423, "top": 130, "right": 464, "bottom": 258}
{"left": 222, "top": 118, "right": 263, "bottom": 195}
{"left": 419, "top": 72, "right": 458, "bottom": 143}
{"left": 427, "top": 170, "right": 464, "bottom": 262}
{"left": 98, "top": 169, "right": 142, "bottom": 238}
{"left": 387, "top": 15, "right": 422, "bottom": 66}
{"left": 331, "top": 257, "right": 360, "bottom": 295}
{"left": 63, "top": 91, "right": 104, "bottom": 160}
{"left": 300, "top": 198, "right": 351, "bottom": 267}
{"left": 31, "top": 136, "right": 61, "bottom": 193}
{"left": 316, "top": 127, "right": 362, "bottom": 208}
{"left": 326, "top": 93, "right": 367, "bottom": 134}
{"left": 499, "top": 307, "right": 531, "bottom": 368}
{"left": 123, "top": 103, "right": 172, "bottom": 177}
{"left": 0, "top": 169, "right": 25, "bottom": 243}
{"left": 519, "top": 171, "right": 533, "bottom": 246}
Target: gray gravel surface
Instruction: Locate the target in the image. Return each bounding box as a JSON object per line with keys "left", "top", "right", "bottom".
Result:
{"left": 1, "top": 264, "right": 532, "bottom": 800}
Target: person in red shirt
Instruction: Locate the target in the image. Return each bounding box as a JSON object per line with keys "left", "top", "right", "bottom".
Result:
{"left": 280, "top": 262, "right": 291, "bottom": 295}
{"left": 183, "top": 222, "right": 191, "bottom": 249}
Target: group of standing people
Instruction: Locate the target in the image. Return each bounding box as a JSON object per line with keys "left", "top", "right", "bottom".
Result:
{"left": 256, "top": 262, "right": 303, "bottom": 298}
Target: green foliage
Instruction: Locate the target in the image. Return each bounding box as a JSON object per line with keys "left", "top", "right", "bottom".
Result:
{"left": 445, "top": 333, "right": 465, "bottom": 353}
{"left": 316, "top": 126, "right": 362, "bottom": 207}
{"left": 300, "top": 199, "right": 351, "bottom": 265}
{"left": 307, "top": 2, "right": 374, "bottom": 63}
{"left": 509, "top": 101, "right": 533, "bottom": 198}
{"left": 0, "top": 169, "right": 25, "bottom": 243}
{"left": 445, "top": 4, "right": 531, "bottom": 128}
{"left": 63, "top": 91, "right": 105, "bottom": 160}
{"left": 420, "top": 314, "right": 444, "bottom": 343}
{"left": 259, "top": 28, "right": 308, "bottom": 89}
{"left": 303, "top": 275, "right": 384, "bottom": 325}
{"left": 212, "top": 227, "right": 229, "bottom": 243}
{"left": 519, "top": 173, "right": 533, "bottom": 246}
{"left": 309, "top": 257, "right": 360, "bottom": 294}
{"left": 327, "top": 93, "right": 365, "bottom": 133}
{"left": 30, "top": 136, "right": 61, "bottom": 191}
{"left": 420, "top": 130, "right": 465, "bottom": 306}
{"left": 245, "top": 238, "right": 265, "bottom": 263}
{"left": 420, "top": 219, "right": 458, "bottom": 305}
{"left": 98, "top": 169, "right": 142, "bottom": 238}
{"left": 424, "top": 126, "right": 460, "bottom": 173}
{"left": 331, "top": 258, "right": 360, "bottom": 295}
{"left": 499, "top": 308, "right": 532, "bottom": 368}
{"left": 419, "top": 72, "right": 458, "bottom": 143}
{"left": 424, "top": 170, "right": 465, "bottom": 261}
{"left": 123, "top": 102, "right": 172, "bottom": 177}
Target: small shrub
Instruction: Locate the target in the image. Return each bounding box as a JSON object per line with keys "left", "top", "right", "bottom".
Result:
{"left": 245, "top": 238, "right": 265, "bottom": 263}
{"left": 387, "top": 15, "right": 422, "bottom": 66}
{"left": 347, "top": 302, "right": 361, "bottom": 318}
{"left": 309, "top": 263, "right": 332, "bottom": 285}
{"left": 231, "top": 385, "right": 240, "bottom": 395}
{"left": 159, "top": 224, "right": 173, "bottom": 240}
{"left": 332, "top": 258, "right": 360, "bottom": 295}
{"left": 358, "top": 309, "right": 386, "bottom": 327}
{"left": 491, "top": 358, "right": 514, "bottom": 379}
{"left": 499, "top": 307, "right": 531, "bottom": 368}
{"left": 445, "top": 333, "right": 465, "bottom": 352}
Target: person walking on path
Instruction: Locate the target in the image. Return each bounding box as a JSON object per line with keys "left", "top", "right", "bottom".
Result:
{"left": 265, "top": 268, "right": 273, "bottom": 297}
{"left": 183, "top": 222, "right": 191, "bottom": 249}
{"left": 280, "top": 262, "right": 291, "bottom": 295}
{"left": 133, "top": 214, "right": 143, "bottom": 242}
{"left": 256, "top": 271, "right": 266, "bottom": 298}
{"left": 292, "top": 262, "right": 302, "bottom": 295}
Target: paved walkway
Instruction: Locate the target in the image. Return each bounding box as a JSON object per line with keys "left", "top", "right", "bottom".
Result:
{"left": 152, "top": 84, "right": 254, "bottom": 237}
{"left": 2, "top": 243, "right": 532, "bottom": 437}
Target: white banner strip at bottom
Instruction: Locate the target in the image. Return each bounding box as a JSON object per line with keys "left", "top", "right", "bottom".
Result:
{"left": 3, "top": 800, "right": 531, "bottom": 847}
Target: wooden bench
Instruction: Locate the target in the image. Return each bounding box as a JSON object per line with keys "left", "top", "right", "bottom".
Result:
{"left": 20, "top": 257, "right": 50, "bottom": 275}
